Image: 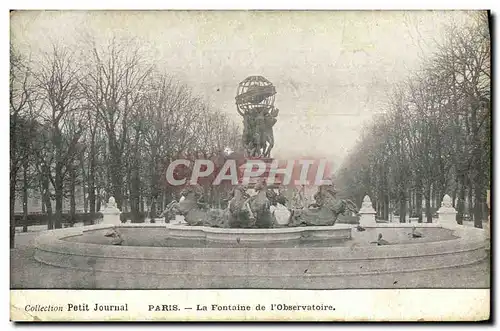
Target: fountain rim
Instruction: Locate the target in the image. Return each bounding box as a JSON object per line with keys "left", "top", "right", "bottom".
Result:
{"left": 34, "top": 222, "right": 486, "bottom": 254}
{"left": 33, "top": 222, "right": 488, "bottom": 284}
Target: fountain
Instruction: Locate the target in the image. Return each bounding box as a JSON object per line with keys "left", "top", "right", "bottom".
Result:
{"left": 33, "top": 77, "right": 489, "bottom": 289}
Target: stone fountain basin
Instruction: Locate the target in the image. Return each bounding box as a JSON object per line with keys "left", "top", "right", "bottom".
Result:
{"left": 33, "top": 223, "right": 488, "bottom": 289}
{"left": 139, "top": 224, "right": 351, "bottom": 243}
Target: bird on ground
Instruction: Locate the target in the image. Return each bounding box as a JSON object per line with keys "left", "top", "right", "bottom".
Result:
{"left": 371, "top": 233, "right": 390, "bottom": 246}
{"left": 105, "top": 229, "right": 124, "bottom": 245}
{"left": 356, "top": 225, "right": 366, "bottom": 232}
{"left": 410, "top": 226, "right": 423, "bottom": 238}
{"left": 376, "top": 233, "right": 390, "bottom": 245}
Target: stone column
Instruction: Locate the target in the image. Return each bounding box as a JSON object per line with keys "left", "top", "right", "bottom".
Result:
{"left": 359, "top": 195, "right": 376, "bottom": 226}
{"left": 437, "top": 194, "right": 458, "bottom": 227}
{"left": 101, "top": 196, "right": 121, "bottom": 225}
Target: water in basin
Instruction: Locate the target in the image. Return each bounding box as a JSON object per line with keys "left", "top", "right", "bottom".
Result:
{"left": 63, "top": 227, "right": 457, "bottom": 248}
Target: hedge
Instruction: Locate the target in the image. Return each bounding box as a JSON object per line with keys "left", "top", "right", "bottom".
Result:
{"left": 119, "top": 212, "right": 147, "bottom": 223}
{"left": 13, "top": 212, "right": 103, "bottom": 227}
{"left": 336, "top": 215, "right": 360, "bottom": 224}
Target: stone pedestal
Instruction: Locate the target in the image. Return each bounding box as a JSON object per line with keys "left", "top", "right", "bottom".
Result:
{"left": 437, "top": 194, "right": 458, "bottom": 227}
{"left": 358, "top": 195, "right": 376, "bottom": 226}
{"left": 100, "top": 196, "right": 121, "bottom": 225}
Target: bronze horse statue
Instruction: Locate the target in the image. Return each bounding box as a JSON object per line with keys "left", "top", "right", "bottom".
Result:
{"left": 288, "top": 183, "right": 358, "bottom": 227}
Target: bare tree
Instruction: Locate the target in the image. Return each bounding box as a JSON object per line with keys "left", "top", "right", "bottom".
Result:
{"left": 10, "top": 48, "right": 36, "bottom": 247}
{"left": 32, "top": 45, "right": 86, "bottom": 229}
{"left": 79, "top": 37, "right": 154, "bottom": 209}
{"left": 337, "top": 15, "right": 490, "bottom": 227}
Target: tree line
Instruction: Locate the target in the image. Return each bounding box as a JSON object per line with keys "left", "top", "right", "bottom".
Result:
{"left": 10, "top": 37, "right": 241, "bottom": 247}
{"left": 336, "top": 13, "right": 490, "bottom": 227}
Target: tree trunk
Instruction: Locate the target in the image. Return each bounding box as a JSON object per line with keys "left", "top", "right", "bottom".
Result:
{"left": 54, "top": 162, "right": 63, "bottom": 229}
{"left": 42, "top": 174, "right": 53, "bottom": 229}
{"left": 159, "top": 192, "right": 164, "bottom": 215}
{"left": 130, "top": 129, "right": 142, "bottom": 223}
{"left": 467, "top": 185, "right": 473, "bottom": 221}
{"left": 150, "top": 198, "right": 157, "bottom": 220}
{"left": 69, "top": 163, "right": 76, "bottom": 226}
{"left": 83, "top": 184, "right": 88, "bottom": 213}
{"left": 456, "top": 175, "right": 465, "bottom": 225}
{"left": 108, "top": 134, "right": 123, "bottom": 210}
{"left": 149, "top": 148, "right": 159, "bottom": 219}
{"left": 96, "top": 193, "right": 101, "bottom": 214}
{"left": 473, "top": 185, "right": 483, "bottom": 228}
{"left": 416, "top": 179, "right": 423, "bottom": 223}
{"left": 407, "top": 190, "right": 412, "bottom": 217}
{"left": 425, "top": 186, "right": 432, "bottom": 223}
{"left": 89, "top": 134, "right": 97, "bottom": 213}
{"left": 89, "top": 184, "right": 96, "bottom": 214}
{"left": 383, "top": 193, "right": 389, "bottom": 221}
{"left": 430, "top": 185, "right": 435, "bottom": 209}
{"left": 434, "top": 188, "right": 440, "bottom": 212}
{"left": 10, "top": 174, "right": 17, "bottom": 249}
{"left": 22, "top": 162, "right": 28, "bottom": 233}
{"left": 163, "top": 187, "right": 173, "bottom": 217}
{"left": 130, "top": 170, "right": 140, "bottom": 222}
{"left": 399, "top": 191, "right": 407, "bottom": 223}
{"left": 470, "top": 102, "right": 483, "bottom": 228}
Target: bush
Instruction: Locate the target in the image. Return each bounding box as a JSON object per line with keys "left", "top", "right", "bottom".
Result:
{"left": 336, "top": 215, "right": 359, "bottom": 224}
{"left": 119, "top": 212, "right": 147, "bottom": 223}
{"left": 13, "top": 212, "right": 103, "bottom": 227}
{"left": 120, "top": 212, "right": 130, "bottom": 223}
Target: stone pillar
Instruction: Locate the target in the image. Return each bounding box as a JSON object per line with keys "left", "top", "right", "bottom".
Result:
{"left": 359, "top": 195, "right": 376, "bottom": 226}
{"left": 101, "top": 196, "right": 121, "bottom": 225}
{"left": 437, "top": 194, "right": 458, "bottom": 226}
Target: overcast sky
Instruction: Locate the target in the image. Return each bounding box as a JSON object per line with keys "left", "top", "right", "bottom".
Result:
{"left": 11, "top": 10, "right": 475, "bottom": 170}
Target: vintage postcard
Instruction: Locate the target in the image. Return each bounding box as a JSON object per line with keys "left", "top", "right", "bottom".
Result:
{"left": 9, "top": 10, "right": 491, "bottom": 322}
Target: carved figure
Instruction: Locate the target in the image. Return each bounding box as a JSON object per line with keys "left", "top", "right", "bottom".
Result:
{"left": 288, "top": 183, "right": 358, "bottom": 226}
{"left": 227, "top": 185, "right": 253, "bottom": 228}
{"left": 247, "top": 179, "right": 273, "bottom": 228}
{"left": 160, "top": 184, "right": 227, "bottom": 228}
{"left": 235, "top": 76, "right": 279, "bottom": 158}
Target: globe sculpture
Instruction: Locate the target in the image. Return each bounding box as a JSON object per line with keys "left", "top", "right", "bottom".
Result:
{"left": 235, "top": 76, "right": 279, "bottom": 158}
{"left": 236, "top": 76, "right": 276, "bottom": 112}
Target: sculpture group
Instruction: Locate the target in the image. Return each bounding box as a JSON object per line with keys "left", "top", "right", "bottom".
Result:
{"left": 235, "top": 76, "right": 279, "bottom": 158}
{"left": 160, "top": 76, "right": 359, "bottom": 228}
{"left": 161, "top": 179, "right": 358, "bottom": 228}
{"left": 239, "top": 106, "right": 279, "bottom": 158}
